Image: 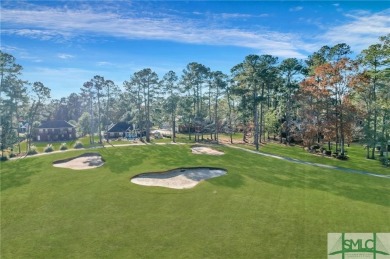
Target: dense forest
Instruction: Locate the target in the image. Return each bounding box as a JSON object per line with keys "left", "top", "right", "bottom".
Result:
{"left": 1, "top": 34, "right": 389, "bottom": 161}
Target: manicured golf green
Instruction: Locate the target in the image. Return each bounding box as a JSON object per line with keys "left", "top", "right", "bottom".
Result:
{"left": 1, "top": 144, "right": 389, "bottom": 258}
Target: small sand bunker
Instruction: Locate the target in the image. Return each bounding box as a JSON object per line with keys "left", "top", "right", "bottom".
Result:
{"left": 53, "top": 153, "right": 104, "bottom": 170}
{"left": 131, "top": 167, "right": 227, "bottom": 189}
{"left": 191, "top": 146, "right": 224, "bottom": 155}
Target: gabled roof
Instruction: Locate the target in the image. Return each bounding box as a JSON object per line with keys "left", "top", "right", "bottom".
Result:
{"left": 107, "top": 122, "right": 132, "bottom": 132}
{"left": 38, "top": 120, "right": 75, "bottom": 129}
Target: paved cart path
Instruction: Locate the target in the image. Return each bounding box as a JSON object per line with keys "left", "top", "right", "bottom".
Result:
{"left": 9, "top": 141, "right": 389, "bottom": 179}
{"left": 224, "top": 144, "right": 390, "bottom": 179}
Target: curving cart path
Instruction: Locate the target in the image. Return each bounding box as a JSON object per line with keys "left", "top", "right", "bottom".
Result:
{"left": 224, "top": 144, "right": 390, "bottom": 179}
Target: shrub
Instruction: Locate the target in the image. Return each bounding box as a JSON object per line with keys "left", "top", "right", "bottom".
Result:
{"left": 60, "top": 143, "right": 68, "bottom": 150}
{"left": 0, "top": 156, "right": 8, "bottom": 161}
{"left": 379, "top": 157, "right": 389, "bottom": 167}
{"left": 336, "top": 154, "right": 348, "bottom": 160}
{"left": 9, "top": 153, "right": 17, "bottom": 158}
{"left": 27, "top": 146, "right": 38, "bottom": 155}
{"left": 73, "top": 141, "right": 84, "bottom": 149}
{"left": 310, "top": 144, "right": 320, "bottom": 150}
{"left": 44, "top": 144, "right": 54, "bottom": 153}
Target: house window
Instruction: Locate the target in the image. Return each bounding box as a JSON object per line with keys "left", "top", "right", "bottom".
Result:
{"left": 39, "top": 129, "right": 43, "bottom": 133}
{"left": 110, "top": 132, "right": 115, "bottom": 137}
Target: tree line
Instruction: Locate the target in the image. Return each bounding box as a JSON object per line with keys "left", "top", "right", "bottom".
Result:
{"left": 1, "top": 34, "right": 389, "bottom": 161}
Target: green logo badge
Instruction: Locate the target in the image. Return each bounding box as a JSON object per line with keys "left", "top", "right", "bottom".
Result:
{"left": 328, "top": 233, "right": 390, "bottom": 259}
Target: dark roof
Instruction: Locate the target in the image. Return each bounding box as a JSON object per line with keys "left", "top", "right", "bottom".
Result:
{"left": 107, "top": 122, "right": 132, "bottom": 132}
{"left": 38, "top": 120, "right": 75, "bottom": 128}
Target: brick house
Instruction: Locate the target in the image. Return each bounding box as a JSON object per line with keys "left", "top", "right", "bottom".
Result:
{"left": 35, "top": 120, "right": 76, "bottom": 141}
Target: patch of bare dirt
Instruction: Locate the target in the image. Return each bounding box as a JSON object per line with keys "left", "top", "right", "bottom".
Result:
{"left": 191, "top": 146, "right": 224, "bottom": 155}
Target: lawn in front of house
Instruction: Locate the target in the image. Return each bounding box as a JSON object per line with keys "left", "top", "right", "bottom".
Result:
{"left": 1, "top": 144, "right": 389, "bottom": 258}
{"left": 11, "top": 139, "right": 77, "bottom": 154}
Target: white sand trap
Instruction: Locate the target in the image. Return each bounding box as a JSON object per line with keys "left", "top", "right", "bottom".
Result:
{"left": 191, "top": 146, "right": 224, "bottom": 155}
{"left": 131, "top": 167, "right": 227, "bottom": 189}
{"left": 53, "top": 153, "right": 104, "bottom": 170}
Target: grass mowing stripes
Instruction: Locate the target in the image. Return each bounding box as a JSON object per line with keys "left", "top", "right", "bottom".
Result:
{"left": 1, "top": 144, "right": 389, "bottom": 258}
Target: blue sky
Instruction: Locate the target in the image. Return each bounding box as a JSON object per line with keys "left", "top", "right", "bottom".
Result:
{"left": 1, "top": 0, "right": 389, "bottom": 99}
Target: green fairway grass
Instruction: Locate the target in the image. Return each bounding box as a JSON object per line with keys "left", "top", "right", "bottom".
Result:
{"left": 12, "top": 139, "right": 81, "bottom": 154}
{"left": 233, "top": 142, "right": 389, "bottom": 175}
{"left": 1, "top": 144, "right": 389, "bottom": 258}
{"left": 10, "top": 134, "right": 194, "bottom": 155}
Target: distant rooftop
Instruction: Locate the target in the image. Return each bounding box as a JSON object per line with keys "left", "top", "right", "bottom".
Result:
{"left": 38, "top": 120, "right": 75, "bottom": 128}
{"left": 107, "top": 122, "right": 132, "bottom": 132}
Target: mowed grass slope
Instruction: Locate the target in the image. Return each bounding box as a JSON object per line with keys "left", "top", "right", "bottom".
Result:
{"left": 1, "top": 145, "right": 389, "bottom": 258}
{"left": 234, "top": 142, "right": 389, "bottom": 175}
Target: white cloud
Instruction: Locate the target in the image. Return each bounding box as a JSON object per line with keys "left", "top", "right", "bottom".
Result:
{"left": 220, "top": 13, "right": 254, "bottom": 19}
{"left": 320, "top": 9, "right": 390, "bottom": 51}
{"left": 219, "top": 12, "right": 269, "bottom": 19}
{"left": 1, "top": 44, "right": 43, "bottom": 62}
{"left": 0, "top": 6, "right": 306, "bottom": 58}
{"left": 1, "top": 45, "right": 25, "bottom": 54}
{"left": 289, "top": 6, "right": 303, "bottom": 12}
{"left": 257, "top": 13, "right": 269, "bottom": 18}
{"left": 2, "top": 28, "right": 71, "bottom": 41}
{"left": 96, "top": 61, "right": 112, "bottom": 66}
{"left": 3, "top": 4, "right": 387, "bottom": 59}
{"left": 57, "top": 53, "right": 74, "bottom": 59}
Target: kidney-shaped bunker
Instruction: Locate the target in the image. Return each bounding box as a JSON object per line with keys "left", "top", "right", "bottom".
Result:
{"left": 53, "top": 153, "right": 104, "bottom": 170}
{"left": 131, "top": 167, "right": 227, "bottom": 189}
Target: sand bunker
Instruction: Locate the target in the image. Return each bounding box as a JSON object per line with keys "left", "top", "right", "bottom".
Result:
{"left": 191, "top": 146, "right": 224, "bottom": 155}
{"left": 131, "top": 167, "right": 227, "bottom": 189}
{"left": 53, "top": 153, "right": 104, "bottom": 170}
